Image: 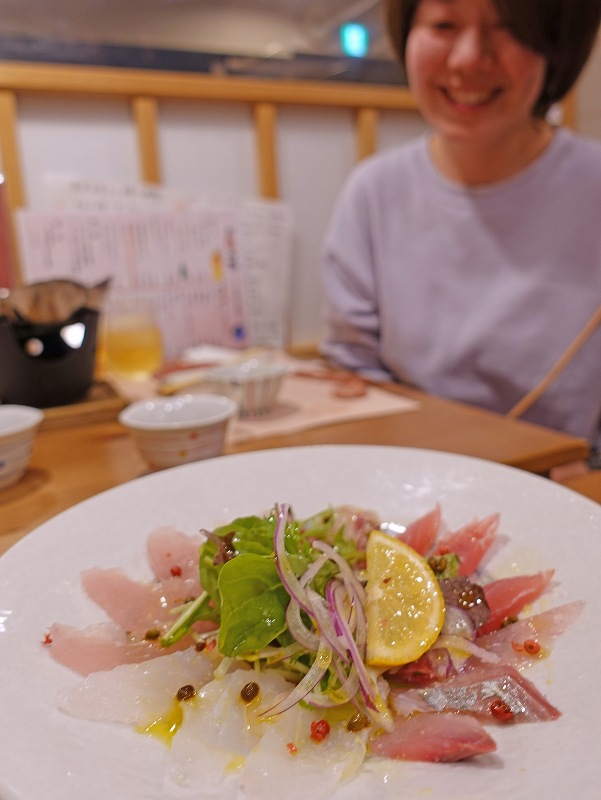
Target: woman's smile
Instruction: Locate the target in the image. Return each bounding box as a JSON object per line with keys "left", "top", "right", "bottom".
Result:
{"left": 440, "top": 85, "right": 503, "bottom": 109}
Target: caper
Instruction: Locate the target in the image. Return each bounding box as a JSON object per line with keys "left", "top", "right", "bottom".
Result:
{"left": 428, "top": 555, "right": 447, "bottom": 573}
{"left": 346, "top": 712, "right": 370, "bottom": 732}
{"left": 176, "top": 684, "right": 196, "bottom": 702}
{"left": 240, "top": 681, "right": 260, "bottom": 703}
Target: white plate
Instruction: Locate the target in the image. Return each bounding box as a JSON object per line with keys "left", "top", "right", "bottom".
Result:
{"left": 0, "top": 445, "right": 599, "bottom": 800}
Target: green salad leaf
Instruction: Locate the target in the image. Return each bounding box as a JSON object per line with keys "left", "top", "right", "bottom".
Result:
{"left": 161, "top": 507, "right": 366, "bottom": 654}
{"left": 217, "top": 553, "right": 289, "bottom": 656}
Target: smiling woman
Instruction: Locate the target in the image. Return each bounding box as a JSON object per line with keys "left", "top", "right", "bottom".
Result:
{"left": 404, "top": 0, "right": 551, "bottom": 182}
{"left": 388, "top": 0, "right": 601, "bottom": 115}
{"left": 321, "top": 0, "right": 601, "bottom": 448}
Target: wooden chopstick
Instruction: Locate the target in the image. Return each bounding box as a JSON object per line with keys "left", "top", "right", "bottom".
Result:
{"left": 506, "top": 302, "right": 601, "bottom": 419}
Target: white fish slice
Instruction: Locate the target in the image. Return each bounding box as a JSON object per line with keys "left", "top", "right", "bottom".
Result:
{"left": 57, "top": 647, "right": 214, "bottom": 726}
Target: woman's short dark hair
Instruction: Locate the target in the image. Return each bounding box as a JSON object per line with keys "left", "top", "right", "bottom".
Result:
{"left": 386, "top": 0, "right": 601, "bottom": 117}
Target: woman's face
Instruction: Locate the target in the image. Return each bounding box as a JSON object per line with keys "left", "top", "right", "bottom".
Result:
{"left": 405, "top": 0, "right": 548, "bottom": 146}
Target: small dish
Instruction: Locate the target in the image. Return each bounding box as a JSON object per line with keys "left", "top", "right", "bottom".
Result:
{"left": 203, "top": 361, "right": 286, "bottom": 417}
{"left": 0, "top": 404, "right": 44, "bottom": 490}
{"left": 118, "top": 393, "right": 237, "bottom": 470}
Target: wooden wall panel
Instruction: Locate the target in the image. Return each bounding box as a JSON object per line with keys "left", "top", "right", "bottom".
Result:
{"left": 132, "top": 95, "right": 161, "bottom": 184}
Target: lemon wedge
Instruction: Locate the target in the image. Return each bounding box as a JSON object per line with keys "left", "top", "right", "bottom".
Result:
{"left": 365, "top": 530, "right": 445, "bottom": 667}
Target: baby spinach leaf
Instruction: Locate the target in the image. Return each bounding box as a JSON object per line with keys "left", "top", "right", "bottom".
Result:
{"left": 217, "top": 553, "right": 289, "bottom": 657}
{"left": 214, "top": 514, "right": 276, "bottom": 556}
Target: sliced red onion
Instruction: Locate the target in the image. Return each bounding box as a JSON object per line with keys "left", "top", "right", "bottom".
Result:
{"left": 330, "top": 580, "right": 378, "bottom": 708}
{"left": 299, "top": 552, "right": 330, "bottom": 588}
{"left": 362, "top": 679, "right": 394, "bottom": 732}
{"left": 314, "top": 539, "right": 368, "bottom": 657}
{"left": 285, "top": 598, "right": 320, "bottom": 652}
{"left": 330, "top": 657, "right": 365, "bottom": 715}
{"left": 325, "top": 579, "right": 346, "bottom": 637}
{"left": 352, "top": 586, "right": 368, "bottom": 658}
{"left": 441, "top": 605, "right": 477, "bottom": 641}
{"left": 268, "top": 503, "right": 387, "bottom": 723}
{"left": 312, "top": 539, "right": 367, "bottom": 606}
{"left": 274, "top": 503, "right": 311, "bottom": 614}
{"left": 260, "top": 639, "right": 332, "bottom": 717}
{"left": 305, "top": 662, "right": 360, "bottom": 708}
{"left": 307, "top": 586, "right": 350, "bottom": 663}
{"left": 284, "top": 553, "right": 332, "bottom": 652}
{"left": 434, "top": 634, "right": 501, "bottom": 664}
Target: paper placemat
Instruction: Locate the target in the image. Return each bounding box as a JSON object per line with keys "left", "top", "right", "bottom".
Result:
{"left": 227, "top": 375, "right": 420, "bottom": 443}
{"left": 107, "top": 367, "right": 421, "bottom": 443}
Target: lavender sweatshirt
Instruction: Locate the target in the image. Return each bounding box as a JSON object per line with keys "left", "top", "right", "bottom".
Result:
{"left": 321, "top": 128, "right": 601, "bottom": 444}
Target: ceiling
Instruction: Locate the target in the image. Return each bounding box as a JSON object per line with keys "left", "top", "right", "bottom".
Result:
{"left": 0, "top": 0, "right": 393, "bottom": 59}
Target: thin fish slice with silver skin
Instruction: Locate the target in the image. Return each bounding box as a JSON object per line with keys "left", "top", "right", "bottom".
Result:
{"left": 419, "top": 663, "right": 560, "bottom": 722}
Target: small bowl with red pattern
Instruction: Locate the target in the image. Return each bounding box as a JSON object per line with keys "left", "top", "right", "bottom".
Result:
{"left": 118, "top": 393, "right": 238, "bottom": 470}
{"left": 0, "top": 404, "right": 44, "bottom": 490}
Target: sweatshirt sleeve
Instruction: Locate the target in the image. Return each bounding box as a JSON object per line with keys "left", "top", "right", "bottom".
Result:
{"left": 319, "top": 167, "right": 393, "bottom": 383}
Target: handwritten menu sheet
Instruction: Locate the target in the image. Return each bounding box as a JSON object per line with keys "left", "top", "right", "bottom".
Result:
{"left": 16, "top": 177, "right": 294, "bottom": 359}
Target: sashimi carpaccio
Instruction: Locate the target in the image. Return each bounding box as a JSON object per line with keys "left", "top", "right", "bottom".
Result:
{"left": 44, "top": 505, "right": 583, "bottom": 799}
{"left": 81, "top": 567, "right": 215, "bottom": 640}
{"left": 400, "top": 503, "right": 441, "bottom": 555}
{"left": 431, "top": 513, "right": 499, "bottom": 576}
{"left": 477, "top": 570, "right": 555, "bottom": 635}
{"left": 146, "top": 526, "right": 205, "bottom": 585}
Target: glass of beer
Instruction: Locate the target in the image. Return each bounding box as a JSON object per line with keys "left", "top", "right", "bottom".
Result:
{"left": 102, "top": 297, "right": 164, "bottom": 380}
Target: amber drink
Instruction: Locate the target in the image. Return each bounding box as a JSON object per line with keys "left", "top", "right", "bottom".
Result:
{"left": 103, "top": 307, "right": 163, "bottom": 379}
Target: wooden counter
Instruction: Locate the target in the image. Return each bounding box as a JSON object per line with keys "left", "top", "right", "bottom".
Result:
{"left": 0, "top": 383, "right": 590, "bottom": 557}
{"left": 559, "top": 470, "right": 601, "bottom": 504}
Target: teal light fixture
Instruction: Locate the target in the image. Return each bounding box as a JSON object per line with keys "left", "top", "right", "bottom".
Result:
{"left": 340, "top": 22, "right": 369, "bottom": 58}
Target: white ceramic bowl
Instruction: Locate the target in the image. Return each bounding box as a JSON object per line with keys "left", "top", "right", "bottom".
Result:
{"left": 203, "top": 361, "right": 286, "bottom": 417}
{"left": 118, "top": 393, "right": 238, "bottom": 470}
{"left": 0, "top": 405, "right": 44, "bottom": 490}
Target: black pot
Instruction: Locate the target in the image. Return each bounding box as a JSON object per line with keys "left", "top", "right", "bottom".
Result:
{"left": 0, "top": 307, "right": 99, "bottom": 407}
